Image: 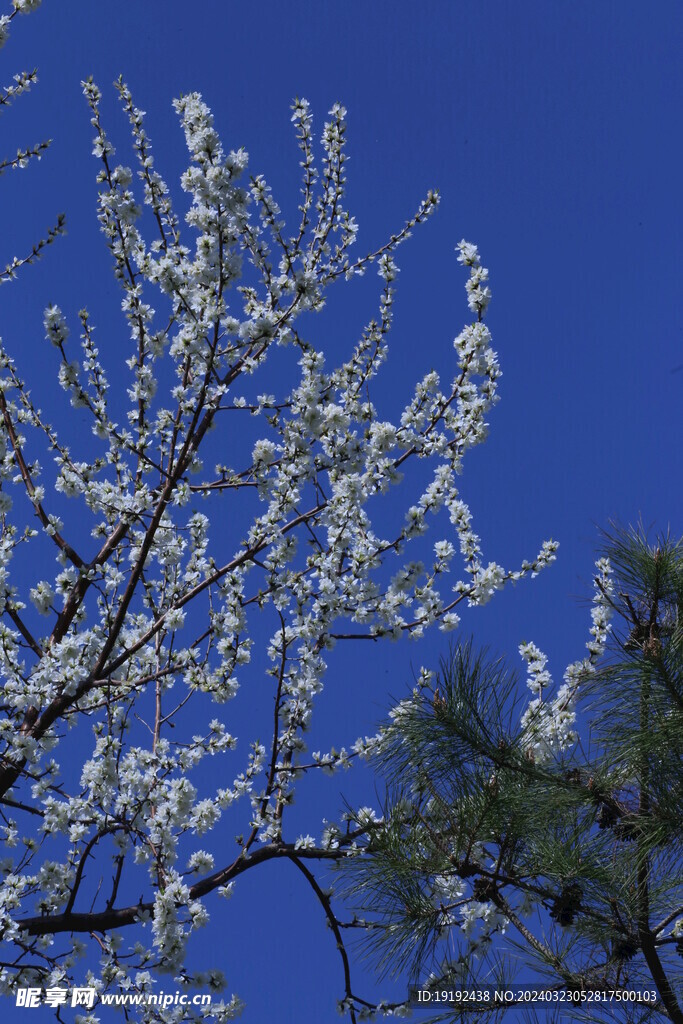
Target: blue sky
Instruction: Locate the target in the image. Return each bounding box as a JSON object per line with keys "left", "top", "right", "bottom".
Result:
{"left": 0, "top": 1, "right": 681, "bottom": 1021}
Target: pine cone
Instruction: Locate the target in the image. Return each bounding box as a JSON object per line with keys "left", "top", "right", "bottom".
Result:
{"left": 549, "top": 883, "right": 582, "bottom": 927}
{"left": 473, "top": 877, "right": 497, "bottom": 902}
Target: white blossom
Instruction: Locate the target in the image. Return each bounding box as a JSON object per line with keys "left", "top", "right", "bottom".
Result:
{"left": 43, "top": 305, "right": 69, "bottom": 347}
{"left": 13, "top": 0, "right": 42, "bottom": 13}
{"left": 29, "top": 580, "right": 54, "bottom": 615}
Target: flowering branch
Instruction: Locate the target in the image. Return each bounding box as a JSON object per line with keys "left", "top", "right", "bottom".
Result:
{"left": 0, "top": 65, "right": 558, "bottom": 1018}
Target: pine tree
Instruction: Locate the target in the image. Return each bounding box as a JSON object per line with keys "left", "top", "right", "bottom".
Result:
{"left": 345, "top": 526, "right": 683, "bottom": 1022}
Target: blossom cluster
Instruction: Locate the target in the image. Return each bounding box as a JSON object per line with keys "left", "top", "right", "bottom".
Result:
{"left": 520, "top": 556, "right": 614, "bottom": 759}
